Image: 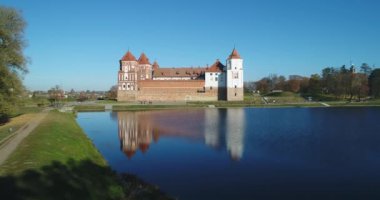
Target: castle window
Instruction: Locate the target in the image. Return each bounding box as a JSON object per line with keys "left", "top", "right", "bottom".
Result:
{"left": 215, "top": 77, "right": 218, "bottom": 81}
{"left": 235, "top": 67, "right": 237, "bottom": 70}
{"left": 233, "top": 73, "right": 238, "bottom": 79}
{"left": 210, "top": 73, "right": 213, "bottom": 76}
{"left": 235, "top": 85, "right": 237, "bottom": 88}
{"left": 210, "top": 86, "right": 213, "bottom": 90}
{"left": 123, "top": 85, "right": 125, "bottom": 88}
{"left": 235, "top": 93, "right": 237, "bottom": 96}
{"left": 127, "top": 85, "right": 130, "bottom": 88}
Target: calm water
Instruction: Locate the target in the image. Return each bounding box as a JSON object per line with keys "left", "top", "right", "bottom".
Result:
{"left": 77, "top": 108, "right": 380, "bottom": 200}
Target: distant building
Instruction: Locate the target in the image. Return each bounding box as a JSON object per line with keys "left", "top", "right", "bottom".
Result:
{"left": 117, "top": 48, "right": 244, "bottom": 101}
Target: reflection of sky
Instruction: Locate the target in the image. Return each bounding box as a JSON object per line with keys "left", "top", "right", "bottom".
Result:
{"left": 77, "top": 108, "right": 380, "bottom": 200}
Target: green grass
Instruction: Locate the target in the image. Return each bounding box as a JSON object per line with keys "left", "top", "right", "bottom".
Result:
{"left": 0, "top": 111, "right": 123, "bottom": 199}
{"left": 263, "top": 92, "right": 306, "bottom": 103}
{"left": 264, "top": 91, "right": 296, "bottom": 97}
{"left": 74, "top": 105, "right": 105, "bottom": 111}
{"left": 0, "top": 111, "right": 172, "bottom": 199}
{"left": 0, "top": 111, "right": 106, "bottom": 174}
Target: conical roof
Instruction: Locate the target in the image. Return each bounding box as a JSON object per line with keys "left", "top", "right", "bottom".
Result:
{"left": 121, "top": 50, "right": 137, "bottom": 61}
{"left": 152, "top": 60, "right": 159, "bottom": 70}
{"left": 228, "top": 48, "right": 241, "bottom": 59}
{"left": 138, "top": 52, "right": 151, "bottom": 65}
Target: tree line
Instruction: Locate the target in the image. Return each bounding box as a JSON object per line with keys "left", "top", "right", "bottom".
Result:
{"left": 248, "top": 63, "right": 380, "bottom": 101}
{"left": 0, "top": 6, "right": 27, "bottom": 123}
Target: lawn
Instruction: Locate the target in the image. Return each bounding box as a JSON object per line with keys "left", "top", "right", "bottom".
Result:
{"left": 0, "top": 111, "right": 107, "bottom": 174}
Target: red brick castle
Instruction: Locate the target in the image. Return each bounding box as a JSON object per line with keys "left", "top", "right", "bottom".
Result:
{"left": 117, "top": 48, "right": 244, "bottom": 101}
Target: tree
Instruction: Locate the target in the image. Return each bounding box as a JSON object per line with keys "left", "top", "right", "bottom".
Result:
{"left": 286, "top": 79, "right": 301, "bottom": 93}
{"left": 351, "top": 73, "right": 369, "bottom": 101}
{"left": 321, "top": 67, "right": 338, "bottom": 95}
{"left": 274, "top": 75, "right": 286, "bottom": 90}
{"left": 48, "top": 85, "right": 64, "bottom": 107}
{"left": 369, "top": 69, "right": 380, "bottom": 98}
{"left": 299, "top": 77, "right": 310, "bottom": 94}
{"left": 285, "top": 75, "right": 306, "bottom": 93}
{"left": 107, "top": 85, "right": 118, "bottom": 100}
{"left": 308, "top": 74, "right": 322, "bottom": 96}
{"left": 360, "top": 63, "right": 372, "bottom": 76}
{"left": 244, "top": 81, "right": 256, "bottom": 93}
{"left": 0, "top": 6, "right": 28, "bottom": 123}
{"left": 255, "top": 78, "right": 270, "bottom": 94}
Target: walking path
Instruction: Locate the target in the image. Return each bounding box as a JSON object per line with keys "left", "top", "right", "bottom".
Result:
{"left": 0, "top": 110, "right": 49, "bottom": 165}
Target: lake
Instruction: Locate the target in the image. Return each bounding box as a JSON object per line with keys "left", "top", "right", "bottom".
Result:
{"left": 76, "top": 107, "right": 380, "bottom": 200}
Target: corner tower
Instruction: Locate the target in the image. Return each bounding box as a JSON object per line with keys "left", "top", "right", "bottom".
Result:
{"left": 226, "top": 48, "right": 244, "bottom": 101}
{"left": 118, "top": 50, "right": 138, "bottom": 91}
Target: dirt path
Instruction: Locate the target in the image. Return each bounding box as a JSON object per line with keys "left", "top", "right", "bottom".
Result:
{"left": 0, "top": 110, "right": 49, "bottom": 165}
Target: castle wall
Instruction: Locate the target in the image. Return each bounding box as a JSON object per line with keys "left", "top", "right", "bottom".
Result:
{"left": 118, "top": 80, "right": 221, "bottom": 101}
{"left": 117, "top": 90, "right": 137, "bottom": 101}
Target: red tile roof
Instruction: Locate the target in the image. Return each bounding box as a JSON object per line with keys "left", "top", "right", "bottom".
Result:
{"left": 153, "top": 67, "right": 206, "bottom": 78}
{"left": 206, "top": 60, "right": 225, "bottom": 72}
{"left": 138, "top": 53, "right": 151, "bottom": 65}
{"left": 121, "top": 50, "right": 137, "bottom": 61}
{"left": 228, "top": 48, "right": 241, "bottom": 59}
{"left": 152, "top": 61, "right": 159, "bottom": 70}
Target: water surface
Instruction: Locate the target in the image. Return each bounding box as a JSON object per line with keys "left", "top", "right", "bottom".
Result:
{"left": 77, "top": 107, "right": 380, "bottom": 200}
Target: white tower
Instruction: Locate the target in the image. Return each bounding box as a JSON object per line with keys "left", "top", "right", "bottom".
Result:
{"left": 226, "top": 48, "right": 244, "bottom": 101}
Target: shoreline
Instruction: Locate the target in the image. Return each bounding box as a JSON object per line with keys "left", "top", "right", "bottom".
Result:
{"left": 73, "top": 101, "right": 380, "bottom": 112}
{"left": 0, "top": 110, "right": 172, "bottom": 199}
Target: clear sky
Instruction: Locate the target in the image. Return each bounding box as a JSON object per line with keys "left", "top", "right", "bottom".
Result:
{"left": 2, "top": 0, "right": 380, "bottom": 91}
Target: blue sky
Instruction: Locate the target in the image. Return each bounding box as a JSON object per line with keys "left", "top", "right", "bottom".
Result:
{"left": 2, "top": 0, "right": 380, "bottom": 91}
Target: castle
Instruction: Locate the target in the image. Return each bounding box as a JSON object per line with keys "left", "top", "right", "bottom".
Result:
{"left": 117, "top": 48, "right": 244, "bottom": 101}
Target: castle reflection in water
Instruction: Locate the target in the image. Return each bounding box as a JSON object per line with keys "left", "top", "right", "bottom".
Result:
{"left": 117, "top": 109, "right": 245, "bottom": 160}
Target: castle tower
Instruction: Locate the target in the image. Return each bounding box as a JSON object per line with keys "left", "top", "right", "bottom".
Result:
{"left": 226, "top": 48, "right": 244, "bottom": 101}
{"left": 152, "top": 60, "right": 159, "bottom": 71}
{"left": 118, "top": 50, "right": 138, "bottom": 91}
{"left": 137, "top": 53, "right": 152, "bottom": 80}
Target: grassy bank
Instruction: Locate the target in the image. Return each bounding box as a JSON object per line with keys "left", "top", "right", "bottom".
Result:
{"left": 0, "top": 111, "right": 171, "bottom": 199}
{"left": 0, "top": 111, "right": 107, "bottom": 174}
{"left": 72, "top": 96, "right": 380, "bottom": 112}
{"left": 74, "top": 104, "right": 105, "bottom": 111}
